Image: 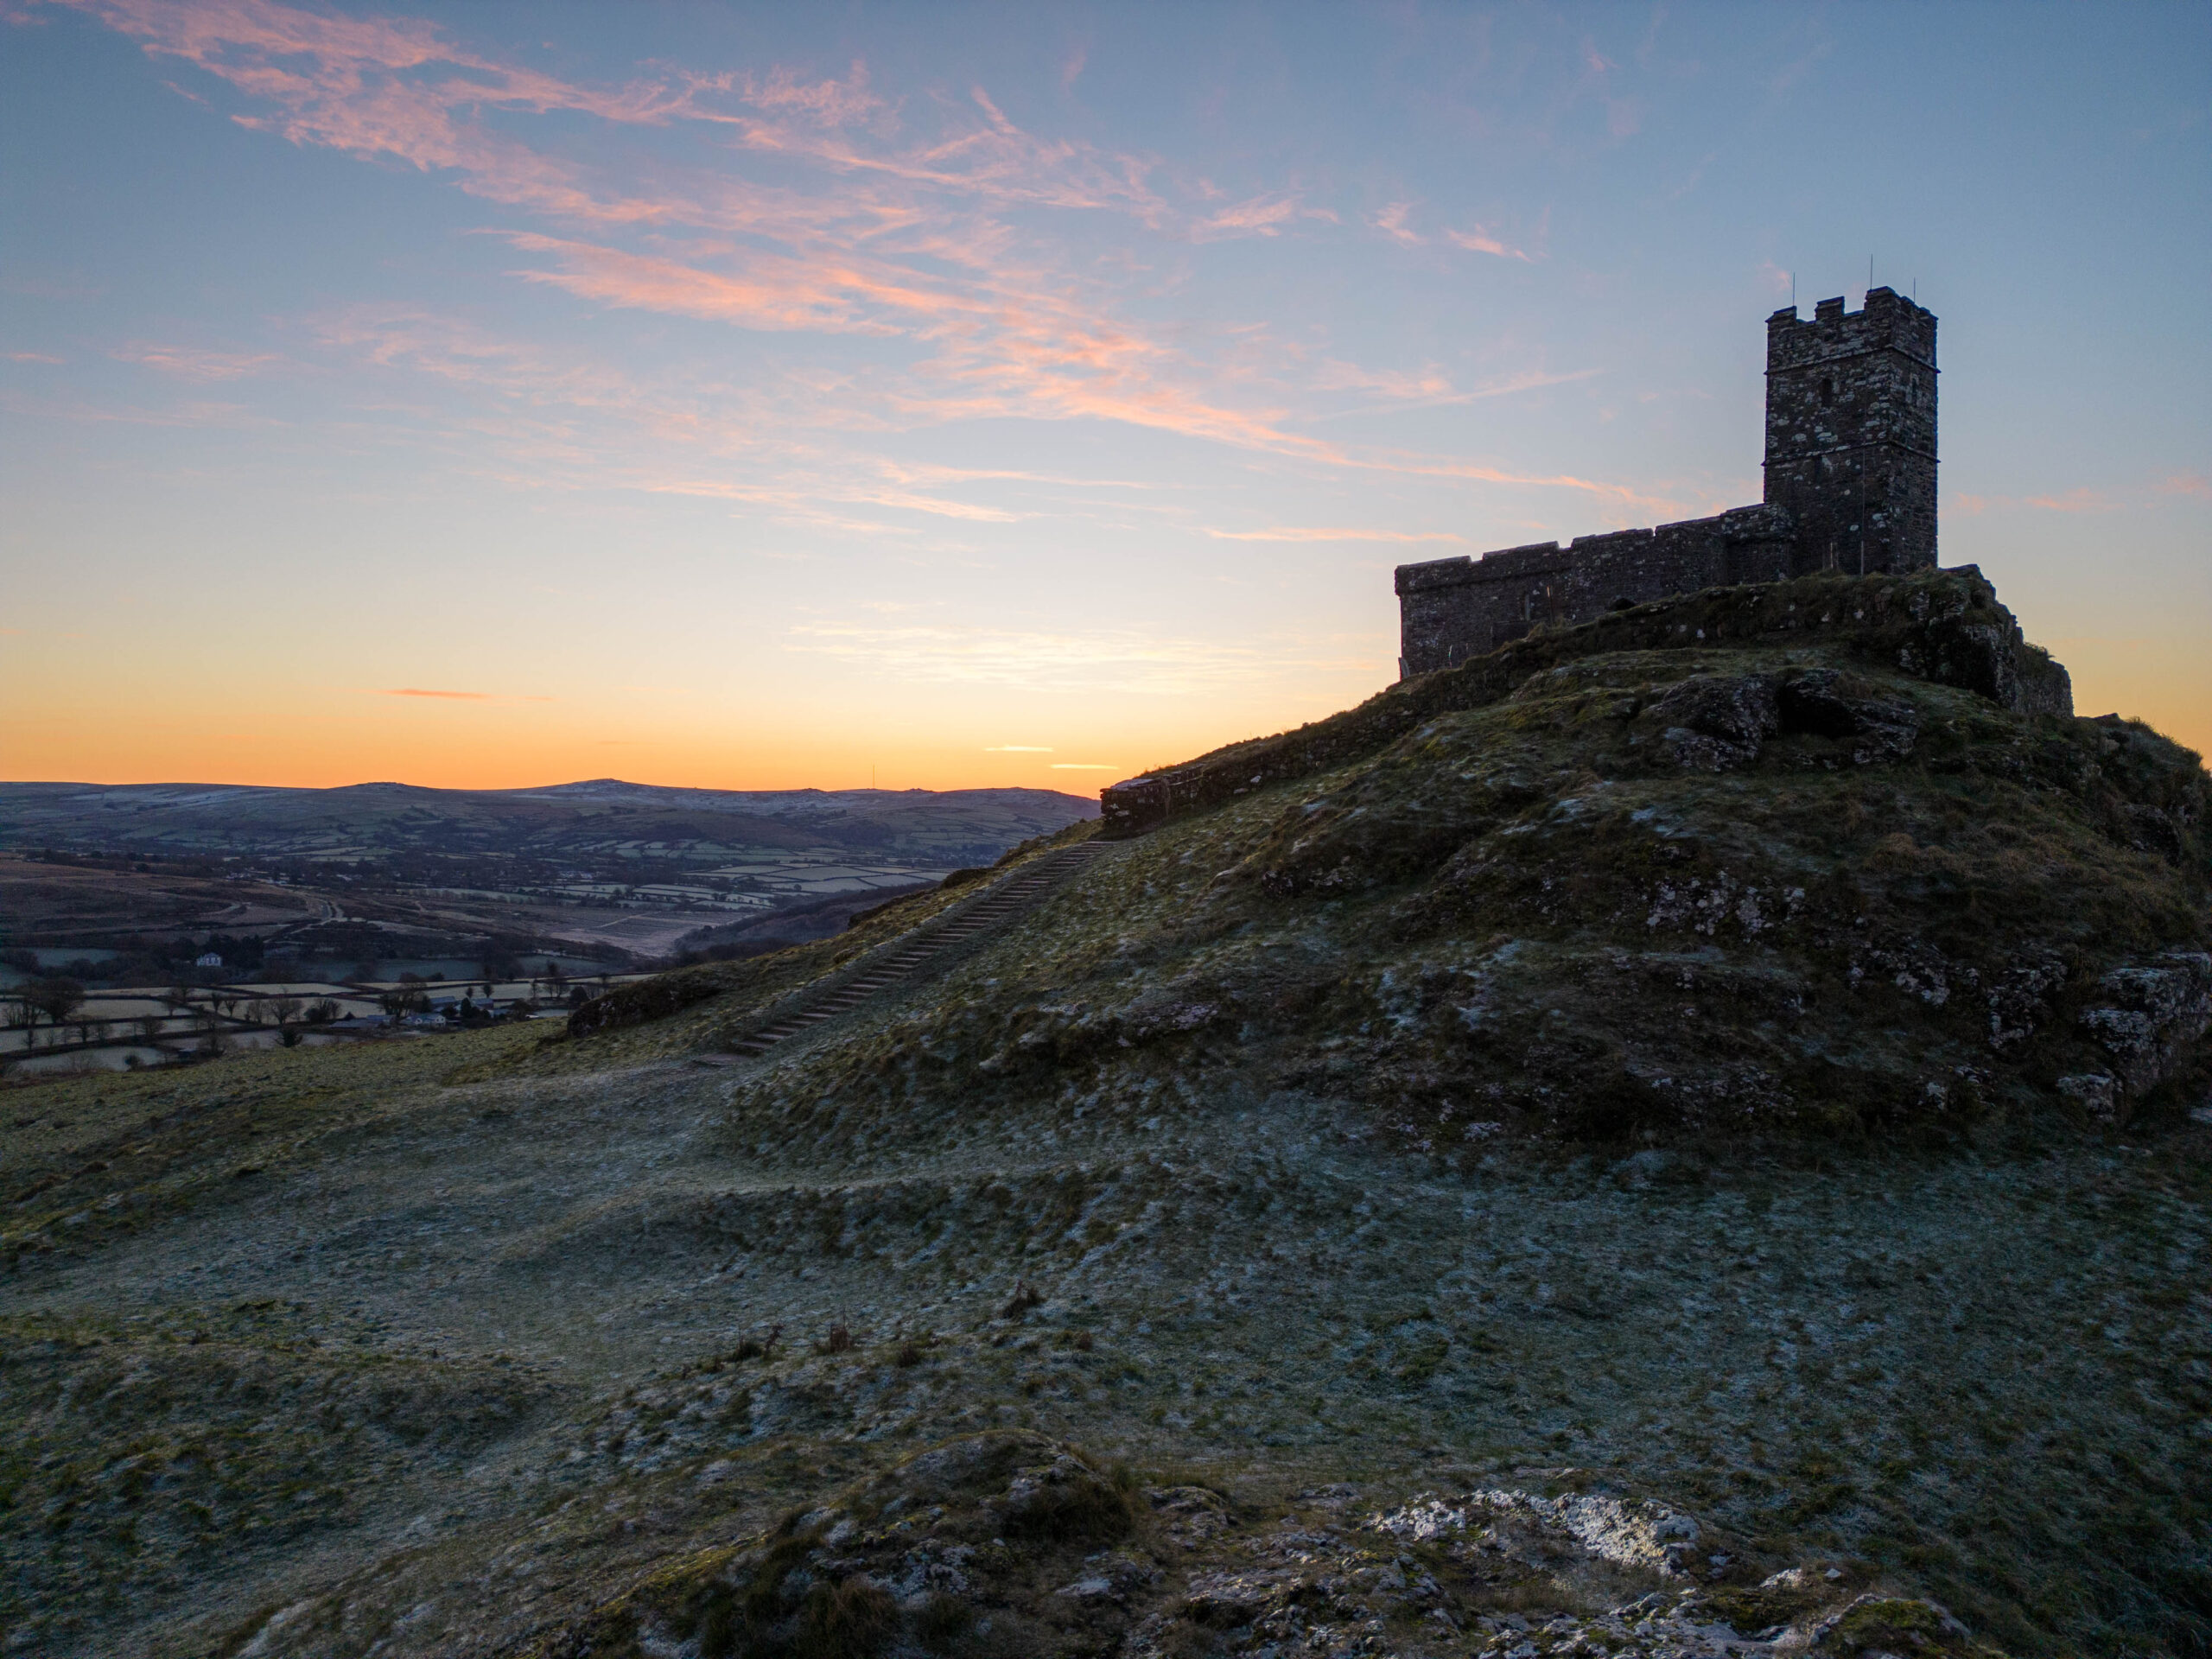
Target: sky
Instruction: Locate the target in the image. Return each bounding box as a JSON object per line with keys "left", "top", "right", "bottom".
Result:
{"left": 2, "top": 0, "right": 2206, "bottom": 795}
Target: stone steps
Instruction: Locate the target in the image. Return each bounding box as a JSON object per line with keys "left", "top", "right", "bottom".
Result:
{"left": 715, "top": 842, "right": 1109, "bottom": 1061}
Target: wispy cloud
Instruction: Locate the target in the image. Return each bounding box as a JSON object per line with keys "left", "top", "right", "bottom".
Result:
{"left": 740, "top": 61, "right": 885, "bottom": 126}
{"left": 0, "top": 388, "right": 263, "bottom": 427}
{"left": 113, "top": 343, "right": 279, "bottom": 379}
{"left": 1957, "top": 477, "right": 2202, "bottom": 517}
{"left": 1195, "top": 194, "right": 1301, "bottom": 239}
{"left": 2024, "top": 487, "right": 2116, "bottom": 513}
{"left": 1372, "top": 201, "right": 1424, "bottom": 246}
{"left": 1205, "top": 526, "right": 1468, "bottom": 543}
{"left": 1306, "top": 365, "right": 1595, "bottom": 419}
{"left": 58, "top": 0, "right": 1656, "bottom": 531}
{"left": 788, "top": 621, "right": 1371, "bottom": 693}
{"left": 7, "top": 351, "right": 66, "bottom": 364}
{"left": 642, "top": 476, "right": 1022, "bottom": 524}
{"left": 1442, "top": 225, "right": 1535, "bottom": 262}
{"left": 1313, "top": 360, "right": 1453, "bottom": 400}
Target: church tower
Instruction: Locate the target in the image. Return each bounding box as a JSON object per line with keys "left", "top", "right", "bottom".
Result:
{"left": 1764, "top": 287, "right": 1937, "bottom": 575}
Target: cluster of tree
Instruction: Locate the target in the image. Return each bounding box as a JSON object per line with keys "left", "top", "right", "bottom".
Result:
{"left": 26, "top": 846, "right": 229, "bottom": 876}
{"left": 9, "top": 976, "right": 86, "bottom": 1045}
{"left": 2, "top": 931, "right": 272, "bottom": 988}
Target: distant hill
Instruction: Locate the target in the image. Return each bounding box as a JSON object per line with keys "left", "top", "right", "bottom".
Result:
{"left": 0, "top": 780, "right": 1098, "bottom": 863}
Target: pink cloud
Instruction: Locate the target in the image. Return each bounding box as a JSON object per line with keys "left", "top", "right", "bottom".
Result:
{"left": 7, "top": 351, "right": 66, "bottom": 364}
{"left": 2024, "top": 487, "right": 2116, "bottom": 513}
{"left": 1314, "top": 360, "right": 1453, "bottom": 400}
{"left": 1196, "top": 194, "right": 1301, "bottom": 239}
{"left": 501, "top": 233, "right": 943, "bottom": 335}
{"left": 1205, "top": 527, "right": 1468, "bottom": 543}
{"left": 1443, "top": 226, "right": 1535, "bottom": 262}
{"left": 649, "top": 476, "right": 1020, "bottom": 524}
{"left": 112, "top": 342, "right": 278, "bottom": 379}
{"left": 2157, "top": 471, "right": 2210, "bottom": 499}
{"left": 60, "top": 0, "right": 1665, "bottom": 525}
{"left": 740, "top": 61, "right": 883, "bottom": 126}
{"left": 1372, "top": 201, "right": 1423, "bottom": 246}
{"left": 1308, "top": 366, "right": 1598, "bottom": 421}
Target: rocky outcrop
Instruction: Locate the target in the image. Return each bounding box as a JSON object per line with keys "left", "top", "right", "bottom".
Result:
{"left": 2061, "top": 950, "right": 2212, "bottom": 1119}
{"left": 577, "top": 1431, "right": 2007, "bottom": 1659}
{"left": 1103, "top": 567, "right": 2067, "bottom": 839}
{"left": 564, "top": 966, "right": 728, "bottom": 1038}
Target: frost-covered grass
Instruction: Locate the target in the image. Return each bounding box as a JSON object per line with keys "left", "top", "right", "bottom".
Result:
{"left": 3, "top": 617, "right": 2206, "bottom": 1656}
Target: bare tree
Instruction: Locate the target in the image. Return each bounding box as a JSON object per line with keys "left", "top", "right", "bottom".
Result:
{"left": 378, "top": 988, "right": 429, "bottom": 1026}
{"left": 23, "top": 978, "right": 86, "bottom": 1047}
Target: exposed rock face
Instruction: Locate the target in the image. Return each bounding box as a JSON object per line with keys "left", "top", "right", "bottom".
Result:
{"left": 1039, "top": 569, "right": 2207, "bottom": 1138}
{"left": 1368, "top": 1489, "right": 1701, "bottom": 1575}
{"left": 2069, "top": 950, "right": 2212, "bottom": 1114}
{"left": 1651, "top": 672, "right": 1782, "bottom": 770}
{"left": 1103, "top": 568, "right": 2069, "bottom": 840}
{"left": 573, "top": 1430, "right": 2005, "bottom": 1659}
{"left": 1777, "top": 668, "right": 1922, "bottom": 764}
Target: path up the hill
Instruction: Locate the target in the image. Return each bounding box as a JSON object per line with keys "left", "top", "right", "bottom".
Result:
{"left": 714, "top": 840, "right": 1110, "bottom": 1060}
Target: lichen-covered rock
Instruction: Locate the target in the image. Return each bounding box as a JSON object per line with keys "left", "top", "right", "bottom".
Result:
{"left": 1778, "top": 667, "right": 1921, "bottom": 764}
{"left": 567, "top": 1438, "right": 2023, "bottom": 1659}
{"left": 1651, "top": 672, "right": 1782, "bottom": 769}
{"left": 2077, "top": 950, "right": 2212, "bottom": 1098}
{"left": 1368, "top": 1488, "right": 1700, "bottom": 1575}
{"left": 1809, "top": 1592, "right": 1999, "bottom": 1656}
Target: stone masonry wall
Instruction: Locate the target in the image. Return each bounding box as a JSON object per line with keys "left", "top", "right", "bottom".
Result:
{"left": 1396, "top": 292, "right": 1937, "bottom": 680}
{"left": 1396, "top": 505, "right": 1794, "bottom": 677}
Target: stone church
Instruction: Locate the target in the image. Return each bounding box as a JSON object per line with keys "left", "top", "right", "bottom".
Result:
{"left": 1396, "top": 288, "right": 1939, "bottom": 677}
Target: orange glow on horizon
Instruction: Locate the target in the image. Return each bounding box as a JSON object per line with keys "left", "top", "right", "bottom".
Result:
{"left": 3, "top": 643, "right": 2201, "bottom": 797}
{"left": 3, "top": 3, "right": 2205, "bottom": 804}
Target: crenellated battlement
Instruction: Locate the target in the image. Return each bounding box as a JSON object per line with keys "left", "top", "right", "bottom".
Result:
{"left": 1395, "top": 296, "right": 1939, "bottom": 677}
{"left": 1765, "top": 286, "right": 1937, "bottom": 372}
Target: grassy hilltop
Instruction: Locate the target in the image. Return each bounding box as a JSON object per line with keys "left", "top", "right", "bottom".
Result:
{"left": 3, "top": 570, "right": 2208, "bottom": 1659}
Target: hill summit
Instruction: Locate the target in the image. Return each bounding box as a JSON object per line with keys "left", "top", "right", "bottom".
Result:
{"left": 621, "top": 563, "right": 2206, "bottom": 1145}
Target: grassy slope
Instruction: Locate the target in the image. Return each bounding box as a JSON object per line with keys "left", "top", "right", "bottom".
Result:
{"left": 2, "top": 577, "right": 2208, "bottom": 1657}
{"left": 720, "top": 639, "right": 2206, "bottom": 1148}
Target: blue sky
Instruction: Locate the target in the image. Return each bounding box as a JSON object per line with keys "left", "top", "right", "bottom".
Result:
{"left": 3, "top": 0, "right": 2206, "bottom": 788}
